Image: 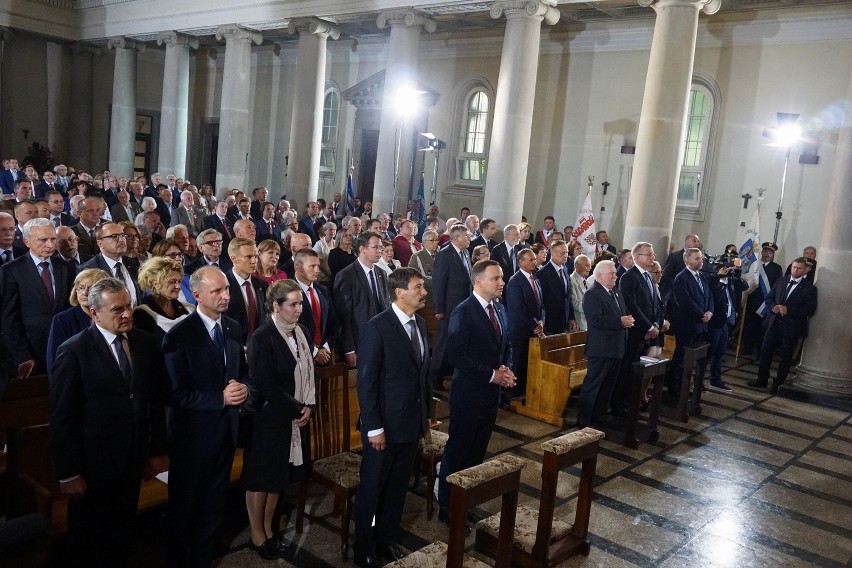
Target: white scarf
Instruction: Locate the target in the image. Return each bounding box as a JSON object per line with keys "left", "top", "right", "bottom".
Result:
{"left": 272, "top": 319, "right": 315, "bottom": 466}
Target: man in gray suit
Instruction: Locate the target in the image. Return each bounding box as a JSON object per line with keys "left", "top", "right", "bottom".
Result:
{"left": 408, "top": 229, "right": 439, "bottom": 303}
{"left": 109, "top": 188, "right": 142, "bottom": 223}
{"left": 170, "top": 190, "right": 203, "bottom": 234}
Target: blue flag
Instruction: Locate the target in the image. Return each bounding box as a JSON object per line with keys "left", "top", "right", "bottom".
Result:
{"left": 415, "top": 172, "right": 427, "bottom": 240}
{"left": 346, "top": 172, "right": 356, "bottom": 216}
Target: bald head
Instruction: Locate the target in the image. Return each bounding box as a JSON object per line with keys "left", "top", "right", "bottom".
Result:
{"left": 289, "top": 232, "right": 312, "bottom": 254}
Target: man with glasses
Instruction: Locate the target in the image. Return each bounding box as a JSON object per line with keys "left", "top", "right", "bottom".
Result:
{"left": 79, "top": 222, "right": 142, "bottom": 306}
{"left": 185, "top": 229, "right": 231, "bottom": 275}
{"left": 46, "top": 190, "right": 76, "bottom": 227}
{"left": 409, "top": 229, "right": 439, "bottom": 303}
{"left": 72, "top": 197, "right": 106, "bottom": 255}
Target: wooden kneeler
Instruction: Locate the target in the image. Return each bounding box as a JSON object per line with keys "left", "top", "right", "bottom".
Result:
{"left": 391, "top": 454, "right": 527, "bottom": 568}
{"left": 475, "top": 428, "right": 605, "bottom": 567}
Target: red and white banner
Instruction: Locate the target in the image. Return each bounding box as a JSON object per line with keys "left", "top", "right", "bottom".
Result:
{"left": 572, "top": 189, "right": 597, "bottom": 256}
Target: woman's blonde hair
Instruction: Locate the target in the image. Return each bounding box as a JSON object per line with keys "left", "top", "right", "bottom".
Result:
{"left": 70, "top": 268, "right": 110, "bottom": 307}
{"left": 137, "top": 257, "right": 184, "bottom": 294}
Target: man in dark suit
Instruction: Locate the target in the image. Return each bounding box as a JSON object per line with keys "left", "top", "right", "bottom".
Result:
{"left": 742, "top": 242, "right": 784, "bottom": 355}
{"left": 595, "top": 230, "right": 618, "bottom": 256}
{"left": 429, "top": 223, "right": 473, "bottom": 388}
{"left": 12, "top": 199, "right": 39, "bottom": 249}
{"left": 749, "top": 258, "right": 818, "bottom": 393}
{"left": 505, "top": 248, "right": 544, "bottom": 398}
{"left": 468, "top": 217, "right": 498, "bottom": 253}
{"left": 109, "top": 189, "right": 142, "bottom": 223}
{"left": 293, "top": 248, "right": 335, "bottom": 366}
{"left": 154, "top": 186, "right": 174, "bottom": 227}
{"left": 78, "top": 223, "right": 142, "bottom": 306}
{"left": 354, "top": 268, "right": 431, "bottom": 567}
{"left": 578, "top": 260, "right": 633, "bottom": 427}
{"left": 202, "top": 200, "right": 235, "bottom": 252}
{"left": 253, "top": 201, "right": 282, "bottom": 244}
{"left": 533, "top": 215, "right": 555, "bottom": 245}
{"left": 71, "top": 197, "right": 104, "bottom": 256}
{"left": 49, "top": 278, "right": 166, "bottom": 566}
{"left": 615, "top": 249, "right": 634, "bottom": 286}
{"left": 45, "top": 190, "right": 77, "bottom": 227}
{"left": 1, "top": 218, "right": 74, "bottom": 378}
{"left": 784, "top": 245, "right": 817, "bottom": 284}
{"left": 0, "top": 212, "right": 27, "bottom": 266}
{"left": 333, "top": 230, "right": 389, "bottom": 368}
{"left": 660, "top": 233, "right": 701, "bottom": 304}
{"left": 55, "top": 226, "right": 92, "bottom": 269}
{"left": 614, "top": 242, "right": 668, "bottom": 413}
{"left": 491, "top": 224, "right": 523, "bottom": 283}
{"left": 537, "top": 240, "right": 577, "bottom": 335}
{"left": 249, "top": 186, "right": 269, "bottom": 220}
{"left": 225, "top": 238, "right": 268, "bottom": 345}
{"left": 706, "top": 264, "right": 747, "bottom": 393}
{"left": 670, "top": 248, "right": 714, "bottom": 395}
{"left": 184, "top": 229, "right": 232, "bottom": 275}
{"left": 33, "top": 169, "right": 61, "bottom": 199}
{"left": 163, "top": 266, "right": 249, "bottom": 568}
{"left": 298, "top": 201, "right": 320, "bottom": 244}
{"left": 170, "top": 190, "right": 203, "bottom": 234}
{"left": 0, "top": 158, "right": 26, "bottom": 195}
{"left": 437, "top": 260, "right": 514, "bottom": 523}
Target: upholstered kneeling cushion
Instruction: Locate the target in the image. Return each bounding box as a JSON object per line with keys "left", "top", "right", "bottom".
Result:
{"left": 476, "top": 504, "right": 572, "bottom": 554}
{"left": 311, "top": 451, "right": 361, "bottom": 489}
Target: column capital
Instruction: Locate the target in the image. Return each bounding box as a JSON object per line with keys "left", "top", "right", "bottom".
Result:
{"left": 490, "top": 0, "right": 560, "bottom": 25}
{"left": 215, "top": 24, "right": 263, "bottom": 45}
{"left": 637, "top": 0, "right": 721, "bottom": 15}
{"left": 157, "top": 31, "right": 200, "bottom": 50}
{"left": 376, "top": 11, "right": 437, "bottom": 33}
{"left": 107, "top": 37, "right": 146, "bottom": 53}
{"left": 286, "top": 17, "right": 341, "bottom": 40}
{"left": 69, "top": 42, "right": 102, "bottom": 57}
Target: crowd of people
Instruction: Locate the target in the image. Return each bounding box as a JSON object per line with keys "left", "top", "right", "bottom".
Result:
{"left": 0, "top": 158, "right": 819, "bottom": 567}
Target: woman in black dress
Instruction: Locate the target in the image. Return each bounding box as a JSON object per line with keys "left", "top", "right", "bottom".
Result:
{"left": 133, "top": 257, "right": 193, "bottom": 342}
{"left": 242, "top": 279, "right": 316, "bottom": 560}
{"left": 327, "top": 226, "right": 356, "bottom": 285}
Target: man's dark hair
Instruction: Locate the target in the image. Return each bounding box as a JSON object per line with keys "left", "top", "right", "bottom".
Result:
{"left": 471, "top": 259, "right": 499, "bottom": 283}
{"left": 356, "top": 230, "right": 382, "bottom": 254}
{"left": 294, "top": 247, "right": 319, "bottom": 267}
{"left": 544, "top": 215, "right": 555, "bottom": 222}
{"left": 596, "top": 230, "right": 607, "bottom": 239}
{"left": 387, "top": 267, "right": 423, "bottom": 302}
{"left": 480, "top": 218, "right": 496, "bottom": 231}
{"left": 792, "top": 257, "right": 808, "bottom": 266}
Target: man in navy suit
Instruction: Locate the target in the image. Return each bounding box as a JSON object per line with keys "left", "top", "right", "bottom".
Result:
{"left": 78, "top": 222, "right": 143, "bottom": 306}
{"left": 749, "top": 258, "right": 818, "bottom": 393}
{"left": 0, "top": 158, "right": 26, "bottom": 195}
{"left": 293, "top": 248, "right": 335, "bottom": 366}
{"left": 429, "top": 223, "right": 473, "bottom": 388}
{"left": 437, "top": 260, "right": 514, "bottom": 523}
{"left": 163, "top": 266, "right": 249, "bottom": 568}
{"left": 669, "top": 248, "right": 714, "bottom": 395}
{"left": 354, "top": 268, "right": 431, "bottom": 567}
{"left": 505, "top": 248, "right": 544, "bottom": 398}
{"left": 50, "top": 278, "right": 166, "bottom": 566}
{"left": 467, "top": 217, "right": 498, "bottom": 254}
{"left": 537, "top": 240, "right": 577, "bottom": 335}
{"left": 578, "top": 260, "right": 634, "bottom": 427}
{"left": 202, "top": 200, "right": 235, "bottom": 251}
{"left": 225, "top": 238, "right": 268, "bottom": 345}
{"left": 1, "top": 218, "right": 74, "bottom": 378}
{"left": 253, "top": 201, "right": 282, "bottom": 244}
{"left": 491, "top": 224, "right": 523, "bottom": 283}
{"left": 184, "top": 229, "right": 232, "bottom": 275}
{"left": 333, "top": 231, "right": 389, "bottom": 368}
{"left": 298, "top": 201, "right": 320, "bottom": 244}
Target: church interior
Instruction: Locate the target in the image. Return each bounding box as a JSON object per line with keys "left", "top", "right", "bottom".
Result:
{"left": 1, "top": 0, "right": 850, "bottom": 566}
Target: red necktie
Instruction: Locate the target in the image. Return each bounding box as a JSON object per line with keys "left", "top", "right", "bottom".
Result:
{"left": 243, "top": 280, "right": 257, "bottom": 332}
{"left": 308, "top": 286, "right": 323, "bottom": 346}
{"left": 39, "top": 261, "right": 54, "bottom": 304}
{"left": 529, "top": 274, "right": 541, "bottom": 317}
{"left": 487, "top": 303, "right": 501, "bottom": 341}
{"left": 222, "top": 218, "right": 233, "bottom": 239}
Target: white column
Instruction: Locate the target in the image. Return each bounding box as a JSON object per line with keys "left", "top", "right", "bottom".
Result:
{"left": 214, "top": 25, "right": 262, "bottom": 195}
{"left": 107, "top": 37, "right": 145, "bottom": 177}
{"left": 285, "top": 18, "right": 340, "bottom": 209}
{"left": 790, "top": 68, "right": 852, "bottom": 399}
{"left": 373, "top": 11, "right": 436, "bottom": 216}
{"left": 621, "top": 0, "right": 721, "bottom": 254}
{"left": 46, "top": 42, "right": 64, "bottom": 153}
{"left": 482, "top": 0, "right": 559, "bottom": 224}
{"left": 157, "top": 31, "right": 198, "bottom": 178}
{"left": 0, "top": 29, "right": 10, "bottom": 152}
{"left": 68, "top": 43, "right": 100, "bottom": 171}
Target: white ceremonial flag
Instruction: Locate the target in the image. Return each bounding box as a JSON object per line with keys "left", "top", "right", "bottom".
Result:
{"left": 572, "top": 189, "right": 597, "bottom": 257}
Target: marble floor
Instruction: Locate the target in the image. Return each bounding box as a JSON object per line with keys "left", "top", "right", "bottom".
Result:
{"left": 127, "top": 351, "right": 852, "bottom": 567}
{"left": 214, "top": 351, "right": 852, "bottom": 568}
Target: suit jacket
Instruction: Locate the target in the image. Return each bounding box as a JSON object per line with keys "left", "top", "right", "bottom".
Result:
{"left": 505, "top": 270, "right": 543, "bottom": 340}
{"left": 78, "top": 253, "right": 143, "bottom": 305}
{"left": 709, "top": 275, "right": 748, "bottom": 328}
{"left": 408, "top": 249, "right": 435, "bottom": 303}
{"left": 333, "top": 261, "right": 389, "bottom": 354}
{"left": 538, "top": 262, "right": 575, "bottom": 335}
{"left": 225, "top": 271, "right": 268, "bottom": 345}
{"left": 583, "top": 284, "right": 628, "bottom": 359}
{"left": 298, "top": 216, "right": 318, "bottom": 243}
{"left": 357, "top": 307, "right": 431, "bottom": 443}
{"left": 660, "top": 248, "right": 686, "bottom": 303}
{"left": 110, "top": 202, "right": 143, "bottom": 224}
{"left": 672, "top": 268, "right": 714, "bottom": 334}
{"left": 163, "top": 312, "right": 249, "bottom": 451}
{"left": 254, "top": 219, "right": 282, "bottom": 244}
{"left": 1, "top": 255, "right": 74, "bottom": 371}
{"left": 184, "top": 254, "right": 232, "bottom": 276}
{"left": 446, "top": 295, "right": 511, "bottom": 411}
{"left": 468, "top": 234, "right": 496, "bottom": 254}
{"left": 431, "top": 244, "right": 472, "bottom": 316}
{"left": 52, "top": 212, "right": 79, "bottom": 227}
{"left": 34, "top": 182, "right": 61, "bottom": 199}
{"left": 619, "top": 266, "right": 661, "bottom": 342}
{"left": 392, "top": 235, "right": 421, "bottom": 267}
{"left": 249, "top": 199, "right": 265, "bottom": 220}
{"left": 491, "top": 241, "right": 522, "bottom": 280}
{"left": 0, "top": 169, "right": 26, "bottom": 194}
{"left": 71, "top": 222, "right": 100, "bottom": 256}
{"left": 202, "top": 214, "right": 235, "bottom": 250}
{"left": 763, "top": 275, "right": 817, "bottom": 338}
{"left": 298, "top": 281, "right": 335, "bottom": 350}
{"left": 154, "top": 197, "right": 173, "bottom": 227}
{"left": 50, "top": 326, "right": 166, "bottom": 481}
{"left": 569, "top": 271, "right": 588, "bottom": 331}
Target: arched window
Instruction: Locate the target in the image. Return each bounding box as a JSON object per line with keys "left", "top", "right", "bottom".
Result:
{"left": 457, "top": 89, "right": 490, "bottom": 185}
{"left": 320, "top": 89, "right": 340, "bottom": 176}
{"left": 676, "top": 74, "right": 720, "bottom": 220}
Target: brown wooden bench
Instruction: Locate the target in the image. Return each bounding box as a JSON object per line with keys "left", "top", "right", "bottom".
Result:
{"left": 0, "top": 374, "right": 51, "bottom": 475}
{"left": 510, "top": 332, "right": 588, "bottom": 426}
{"left": 5, "top": 423, "right": 244, "bottom": 536}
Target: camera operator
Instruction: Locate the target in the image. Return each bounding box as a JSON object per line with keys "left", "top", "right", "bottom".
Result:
{"left": 706, "top": 260, "right": 747, "bottom": 393}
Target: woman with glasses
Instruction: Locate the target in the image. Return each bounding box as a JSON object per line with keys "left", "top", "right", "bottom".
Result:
{"left": 134, "top": 257, "right": 194, "bottom": 342}
{"left": 46, "top": 268, "right": 110, "bottom": 373}
{"left": 471, "top": 244, "right": 491, "bottom": 264}
{"left": 151, "top": 239, "right": 194, "bottom": 304}
{"left": 118, "top": 221, "right": 144, "bottom": 262}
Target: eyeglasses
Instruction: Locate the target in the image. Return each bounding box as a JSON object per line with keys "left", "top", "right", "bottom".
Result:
{"left": 165, "top": 252, "right": 184, "bottom": 259}
{"left": 99, "top": 233, "right": 127, "bottom": 241}
{"left": 202, "top": 240, "right": 223, "bottom": 246}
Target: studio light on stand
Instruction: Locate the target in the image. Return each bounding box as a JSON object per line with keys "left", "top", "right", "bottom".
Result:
{"left": 419, "top": 132, "right": 446, "bottom": 206}
{"left": 762, "top": 112, "right": 803, "bottom": 244}
{"left": 390, "top": 86, "right": 425, "bottom": 218}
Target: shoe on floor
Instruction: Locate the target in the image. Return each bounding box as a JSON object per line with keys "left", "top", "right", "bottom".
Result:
{"left": 708, "top": 383, "right": 733, "bottom": 394}
{"left": 746, "top": 380, "right": 768, "bottom": 389}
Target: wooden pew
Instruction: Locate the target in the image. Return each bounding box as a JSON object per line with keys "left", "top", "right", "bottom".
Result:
{"left": 5, "top": 423, "right": 244, "bottom": 536}
{"left": 0, "top": 374, "right": 51, "bottom": 475}
{"left": 510, "top": 332, "right": 588, "bottom": 426}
